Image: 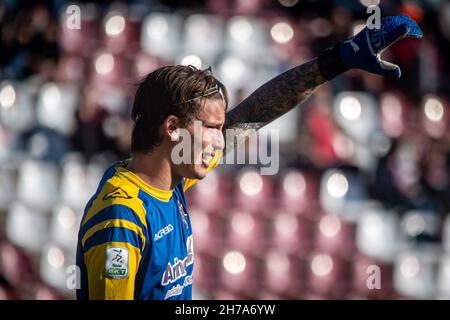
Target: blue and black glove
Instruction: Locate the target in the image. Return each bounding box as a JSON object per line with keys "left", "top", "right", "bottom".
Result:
{"left": 318, "top": 14, "right": 423, "bottom": 79}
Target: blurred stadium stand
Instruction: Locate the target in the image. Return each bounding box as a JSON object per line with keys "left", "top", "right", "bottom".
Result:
{"left": 1, "top": 0, "right": 450, "bottom": 300}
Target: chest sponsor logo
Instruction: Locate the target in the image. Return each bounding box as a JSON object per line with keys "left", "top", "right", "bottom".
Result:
{"left": 161, "top": 235, "right": 193, "bottom": 287}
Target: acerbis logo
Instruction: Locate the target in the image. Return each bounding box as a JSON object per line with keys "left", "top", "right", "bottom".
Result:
{"left": 154, "top": 224, "right": 174, "bottom": 241}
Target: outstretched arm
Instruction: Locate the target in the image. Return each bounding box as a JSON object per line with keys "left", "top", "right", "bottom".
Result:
{"left": 223, "top": 58, "right": 326, "bottom": 151}
{"left": 223, "top": 14, "right": 423, "bottom": 153}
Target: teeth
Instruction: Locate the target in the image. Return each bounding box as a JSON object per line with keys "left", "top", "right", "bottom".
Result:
{"left": 203, "top": 154, "right": 213, "bottom": 163}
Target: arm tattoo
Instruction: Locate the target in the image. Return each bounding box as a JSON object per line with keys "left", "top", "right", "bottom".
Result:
{"left": 223, "top": 58, "right": 326, "bottom": 153}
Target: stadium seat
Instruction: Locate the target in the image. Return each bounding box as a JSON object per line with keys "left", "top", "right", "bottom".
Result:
{"left": 307, "top": 252, "right": 349, "bottom": 297}
{"left": 39, "top": 244, "right": 76, "bottom": 293}
{"left": 218, "top": 249, "right": 260, "bottom": 296}
{"left": 0, "top": 81, "right": 35, "bottom": 134}
{"left": 60, "top": 154, "right": 102, "bottom": 210}
{"left": 189, "top": 207, "right": 224, "bottom": 255}
{"left": 32, "top": 282, "right": 65, "bottom": 300}
{"left": 140, "top": 12, "right": 182, "bottom": 61}
{"left": 351, "top": 253, "right": 394, "bottom": 299}
{"left": 421, "top": 95, "right": 448, "bottom": 139}
{"left": 36, "top": 82, "right": 78, "bottom": 136}
{"left": 278, "top": 169, "right": 318, "bottom": 216}
{"left": 6, "top": 202, "right": 49, "bottom": 252}
{"left": 400, "top": 210, "right": 442, "bottom": 242}
{"left": 181, "top": 14, "right": 225, "bottom": 63}
{"left": 225, "top": 16, "right": 268, "bottom": 60}
{"left": 59, "top": 4, "right": 98, "bottom": 56}
{"left": 225, "top": 209, "right": 267, "bottom": 255}
{"left": 101, "top": 10, "right": 140, "bottom": 55}
{"left": 89, "top": 51, "right": 125, "bottom": 85}
{"left": 269, "top": 210, "right": 311, "bottom": 256}
{"left": 314, "top": 213, "right": 356, "bottom": 257}
{"left": 0, "top": 240, "right": 36, "bottom": 289}
{"left": 192, "top": 252, "right": 219, "bottom": 294}
{"left": 319, "top": 168, "right": 369, "bottom": 221}
{"left": 393, "top": 246, "right": 440, "bottom": 299}
{"left": 441, "top": 214, "right": 450, "bottom": 254}
{"left": 0, "top": 168, "right": 15, "bottom": 210}
{"left": 356, "top": 207, "right": 405, "bottom": 262}
{"left": 436, "top": 254, "right": 450, "bottom": 299}
{"left": 187, "top": 169, "right": 233, "bottom": 214}
{"left": 49, "top": 204, "right": 82, "bottom": 251}
{"left": 234, "top": 167, "right": 275, "bottom": 213}
{"left": 16, "top": 159, "right": 59, "bottom": 211}
{"left": 262, "top": 249, "right": 305, "bottom": 297}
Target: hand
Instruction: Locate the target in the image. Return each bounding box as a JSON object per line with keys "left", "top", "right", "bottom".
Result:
{"left": 339, "top": 14, "right": 423, "bottom": 78}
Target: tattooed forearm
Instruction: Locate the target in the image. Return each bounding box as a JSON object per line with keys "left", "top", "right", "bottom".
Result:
{"left": 223, "top": 58, "right": 326, "bottom": 151}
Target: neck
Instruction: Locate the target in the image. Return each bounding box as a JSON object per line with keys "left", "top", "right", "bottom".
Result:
{"left": 128, "top": 147, "right": 181, "bottom": 190}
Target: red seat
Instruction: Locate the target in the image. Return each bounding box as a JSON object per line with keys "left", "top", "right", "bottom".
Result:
{"left": 278, "top": 169, "right": 319, "bottom": 217}
{"left": 188, "top": 170, "right": 233, "bottom": 214}
{"left": 218, "top": 249, "right": 260, "bottom": 296}
{"left": 225, "top": 209, "right": 267, "bottom": 255}
{"left": 192, "top": 252, "right": 218, "bottom": 294}
{"left": 314, "top": 213, "right": 356, "bottom": 257}
{"left": 269, "top": 210, "right": 311, "bottom": 256}
{"left": 262, "top": 250, "right": 305, "bottom": 298}
{"left": 189, "top": 207, "right": 224, "bottom": 255}
{"left": 0, "top": 241, "right": 37, "bottom": 289}
{"left": 101, "top": 12, "right": 140, "bottom": 55}
{"left": 235, "top": 167, "right": 275, "bottom": 213}
{"left": 307, "top": 252, "right": 349, "bottom": 297}
{"left": 351, "top": 253, "right": 394, "bottom": 299}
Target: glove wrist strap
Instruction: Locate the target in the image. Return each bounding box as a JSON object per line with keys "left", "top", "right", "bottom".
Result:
{"left": 317, "top": 42, "right": 350, "bottom": 80}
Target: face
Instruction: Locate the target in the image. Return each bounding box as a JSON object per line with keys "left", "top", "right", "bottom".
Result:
{"left": 171, "top": 98, "right": 225, "bottom": 180}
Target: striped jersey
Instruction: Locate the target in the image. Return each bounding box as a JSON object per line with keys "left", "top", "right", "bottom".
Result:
{"left": 76, "top": 154, "right": 220, "bottom": 300}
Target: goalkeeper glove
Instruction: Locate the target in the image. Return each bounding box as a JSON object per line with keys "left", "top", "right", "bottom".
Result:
{"left": 318, "top": 14, "right": 423, "bottom": 79}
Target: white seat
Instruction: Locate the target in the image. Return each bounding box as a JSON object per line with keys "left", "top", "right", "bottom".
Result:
{"left": 50, "top": 203, "right": 82, "bottom": 251}
{"left": 436, "top": 254, "right": 450, "bottom": 299}
{"left": 393, "top": 246, "right": 440, "bottom": 299}
{"left": 225, "top": 16, "right": 268, "bottom": 60}
{"left": 400, "top": 210, "right": 441, "bottom": 240}
{"left": 16, "top": 159, "right": 59, "bottom": 211}
{"left": 60, "top": 155, "right": 102, "bottom": 210}
{"left": 140, "top": 12, "right": 182, "bottom": 60}
{"left": 0, "top": 81, "right": 35, "bottom": 133}
{"left": 356, "top": 207, "right": 406, "bottom": 262}
{"left": 182, "top": 14, "right": 225, "bottom": 62}
{"left": 36, "top": 82, "right": 78, "bottom": 136}
{"left": 40, "top": 244, "right": 76, "bottom": 293}
{"left": 441, "top": 214, "right": 450, "bottom": 254}
{"left": 319, "top": 168, "right": 369, "bottom": 222}
{"left": 6, "top": 202, "right": 48, "bottom": 252}
{"left": 0, "top": 168, "right": 16, "bottom": 210}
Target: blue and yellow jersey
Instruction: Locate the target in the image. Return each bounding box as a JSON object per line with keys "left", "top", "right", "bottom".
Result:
{"left": 76, "top": 154, "right": 220, "bottom": 300}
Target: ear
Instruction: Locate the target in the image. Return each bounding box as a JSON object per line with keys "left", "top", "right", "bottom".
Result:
{"left": 163, "top": 115, "right": 181, "bottom": 142}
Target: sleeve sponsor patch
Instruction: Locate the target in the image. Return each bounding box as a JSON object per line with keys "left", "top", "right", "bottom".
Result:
{"left": 105, "top": 247, "right": 129, "bottom": 279}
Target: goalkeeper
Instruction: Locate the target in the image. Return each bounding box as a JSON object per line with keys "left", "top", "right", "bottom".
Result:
{"left": 76, "top": 14, "right": 422, "bottom": 300}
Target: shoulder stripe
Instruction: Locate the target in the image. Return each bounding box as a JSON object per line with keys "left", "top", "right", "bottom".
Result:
{"left": 83, "top": 227, "right": 143, "bottom": 253}
{"left": 82, "top": 180, "right": 147, "bottom": 229}
{"left": 81, "top": 219, "right": 146, "bottom": 252}
{"left": 79, "top": 204, "right": 147, "bottom": 241}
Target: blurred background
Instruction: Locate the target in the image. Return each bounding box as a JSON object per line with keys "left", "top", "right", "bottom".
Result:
{"left": 1, "top": 0, "right": 450, "bottom": 300}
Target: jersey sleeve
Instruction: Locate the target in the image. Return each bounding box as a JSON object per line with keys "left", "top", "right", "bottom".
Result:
{"left": 79, "top": 204, "right": 148, "bottom": 300}
{"left": 183, "top": 150, "right": 222, "bottom": 192}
